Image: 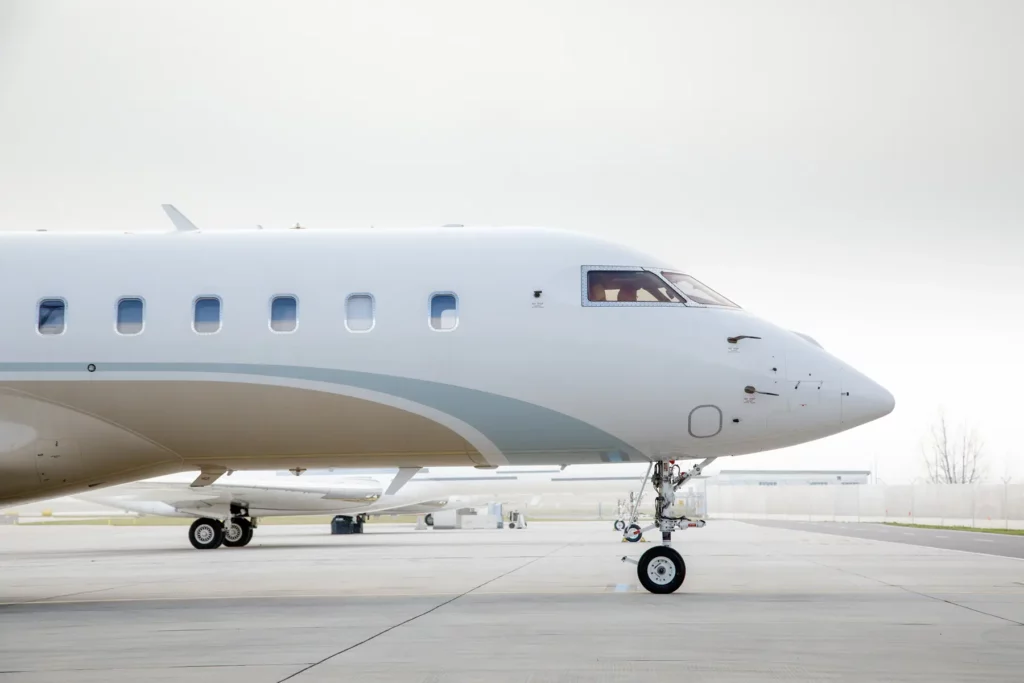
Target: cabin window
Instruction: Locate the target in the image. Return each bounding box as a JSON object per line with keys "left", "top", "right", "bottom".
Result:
{"left": 429, "top": 293, "right": 458, "bottom": 330}
{"left": 586, "top": 270, "right": 683, "bottom": 304}
{"left": 193, "top": 297, "right": 221, "bottom": 334}
{"left": 38, "top": 299, "right": 66, "bottom": 335}
{"left": 116, "top": 298, "right": 144, "bottom": 335}
{"left": 345, "top": 294, "right": 374, "bottom": 332}
{"left": 270, "top": 296, "right": 298, "bottom": 333}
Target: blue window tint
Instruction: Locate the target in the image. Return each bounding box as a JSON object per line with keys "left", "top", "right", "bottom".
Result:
{"left": 193, "top": 297, "right": 221, "bottom": 334}
{"left": 429, "top": 293, "right": 458, "bottom": 331}
{"left": 116, "top": 298, "right": 144, "bottom": 335}
{"left": 270, "top": 296, "right": 297, "bottom": 332}
{"left": 38, "top": 299, "right": 66, "bottom": 335}
{"left": 345, "top": 294, "right": 374, "bottom": 332}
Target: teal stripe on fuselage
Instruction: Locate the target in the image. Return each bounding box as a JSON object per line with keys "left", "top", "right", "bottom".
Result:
{"left": 0, "top": 362, "right": 642, "bottom": 464}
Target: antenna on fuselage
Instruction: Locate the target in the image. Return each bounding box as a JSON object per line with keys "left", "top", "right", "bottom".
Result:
{"left": 161, "top": 204, "right": 199, "bottom": 232}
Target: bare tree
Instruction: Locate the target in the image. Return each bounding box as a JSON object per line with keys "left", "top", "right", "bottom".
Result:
{"left": 923, "top": 410, "right": 986, "bottom": 484}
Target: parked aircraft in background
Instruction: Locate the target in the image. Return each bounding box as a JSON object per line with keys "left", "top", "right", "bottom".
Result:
{"left": 69, "top": 465, "right": 650, "bottom": 549}
{"left": 0, "top": 208, "right": 893, "bottom": 592}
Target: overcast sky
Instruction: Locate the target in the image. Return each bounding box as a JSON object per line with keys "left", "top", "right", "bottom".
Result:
{"left": 2, "top": 1, "right": 1021, "bottom": 482}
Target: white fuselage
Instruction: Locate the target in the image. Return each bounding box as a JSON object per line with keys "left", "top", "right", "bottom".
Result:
{"left": 0, "top": 226, "right": 893, "bottom": 505}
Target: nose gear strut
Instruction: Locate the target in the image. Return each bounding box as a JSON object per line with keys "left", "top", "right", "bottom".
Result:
{"left": 621, "top": 457, "right": 716, "bottom": 594}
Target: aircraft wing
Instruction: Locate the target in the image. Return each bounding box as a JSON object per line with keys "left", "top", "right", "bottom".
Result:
{"left": 77, "top": 478, "right": 384, "bottom": 517}
{"left": 78, "top": 483, "right": 228, "bottom": 504}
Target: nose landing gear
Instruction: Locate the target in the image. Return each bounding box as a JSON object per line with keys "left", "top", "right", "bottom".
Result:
{"left": 621, "top": 457, "right": 715, "bottom": 594}
{"left": 623, "top": 523, "right": 644, "bottom": 543}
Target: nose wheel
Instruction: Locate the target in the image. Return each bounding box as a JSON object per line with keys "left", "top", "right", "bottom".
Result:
{"left": 637, "top": 546, "right": 686, "bottom": 593}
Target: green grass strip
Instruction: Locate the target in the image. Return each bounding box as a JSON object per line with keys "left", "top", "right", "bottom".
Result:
{"left": 883, "top": 522, "right": 1024, "bottom": 536}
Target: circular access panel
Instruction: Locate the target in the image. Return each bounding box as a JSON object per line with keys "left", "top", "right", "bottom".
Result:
{"left": 688, "top": 405, "right": 722, "bottom": 438}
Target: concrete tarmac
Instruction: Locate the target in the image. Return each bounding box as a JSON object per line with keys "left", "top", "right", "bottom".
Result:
{"left": 746, "top": 519, "right": 1024, "bottom": 559}
{"left": 2, "top": 520, "right": 1024, "bottom": 682}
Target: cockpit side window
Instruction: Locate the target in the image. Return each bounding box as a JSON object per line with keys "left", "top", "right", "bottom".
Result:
{"left": 661, "top": 271, "right": 739, "bottom": 308}
{"left": 585, "top": 270, "right": 683, "bottom": 304}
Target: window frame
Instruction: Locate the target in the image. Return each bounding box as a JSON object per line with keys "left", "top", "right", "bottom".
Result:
{"left": 344, "top": 292, "right": 376, "bottom": 333}
{"left": 192, "top": 295, "right": 223, "bottom": 335}
{"left": 268, "top": 294, "right": 299, "bottom": 334}
{"left": 114, "top": 297, "right": 146, "bottom": 336}
{"left": 580, "top": 266, "right": 689, "bottom": 307}
{"left": 37, "top": 297, "right": 68, "bottom": 336}
{"left": 428, "top": 291, "right": 459, "bottom": 332}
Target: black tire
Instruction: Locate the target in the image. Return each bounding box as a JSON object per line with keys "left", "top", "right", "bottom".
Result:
{"left": 189, "top": 518, "right": 224, "bottom": 550}
{"left": 637, "top": 546, "right": 686, "bottom": 594}
{"left": 223, "top": 518, "right": 253, "bottom": 547}
{"left": 614, "top": 520, "right": 625, "bottom": 531}
{"left": 624, "top": 523, "right": 643, "bottom": 542}
{"left": 508, "top": 522, "right": 516, "bottom": 529}
{"left": 424, "top": 514, "right": 434, "bottom": 527}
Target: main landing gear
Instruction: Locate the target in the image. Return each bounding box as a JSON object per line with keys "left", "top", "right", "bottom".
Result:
{"left": 621, "top": 457, "right": 715, "bottom": 594}
{"left": 223, "top": 517, "right": 254, "bottom": 547}
{"left": 188, "top": 515, "right": 257, "bottom": 549}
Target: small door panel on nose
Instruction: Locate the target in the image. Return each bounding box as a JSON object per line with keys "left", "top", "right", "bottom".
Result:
{"left": 790, "top": 380, "right": 822, "bottom": 407}
{"left": 786, "top": 350, "right": 832, "bottom": 382}
{"left": 787, "top": 380, "right": 841, "bottom": 419}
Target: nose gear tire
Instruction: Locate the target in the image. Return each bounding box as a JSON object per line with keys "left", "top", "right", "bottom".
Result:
{"left": 637, "top": 546, "right": 686, "bottom": 594}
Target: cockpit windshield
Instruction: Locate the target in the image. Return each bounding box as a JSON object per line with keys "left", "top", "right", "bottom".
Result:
{"left": 661, "top": 271, "right": 740, "bottom": 308}
{"left": 587, "top": 271, "right": 683, "bottom": 303}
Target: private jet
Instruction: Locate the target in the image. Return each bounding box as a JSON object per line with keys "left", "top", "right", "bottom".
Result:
{"left": 0, "top": 207, "right": 893, "bottom": 592}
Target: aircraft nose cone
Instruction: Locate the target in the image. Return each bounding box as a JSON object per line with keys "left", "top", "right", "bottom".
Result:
{"left": 842, "top": 370, "right": 895, "bottom": 427}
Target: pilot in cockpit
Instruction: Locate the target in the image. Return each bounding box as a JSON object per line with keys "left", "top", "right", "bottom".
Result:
{"left": 617, "top": 282, "right": 638, "bottom": 302}
{"left": 588, "top": 273, "right": 608, "bottom": 302}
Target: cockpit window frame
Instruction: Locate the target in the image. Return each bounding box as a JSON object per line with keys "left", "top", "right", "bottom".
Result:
{"left": 580, "top": 266, "right": 690, "bottom": 308}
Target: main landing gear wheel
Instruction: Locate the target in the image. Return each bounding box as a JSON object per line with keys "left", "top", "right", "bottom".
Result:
{"left": 637, "top": 546, "right": 686, "bottom": 594}
{"left": 624, "top": 523, "right": 643, "bottom": 542}
{"left": 189, "top": 518, "right": 224, "bottom": 550}
{"left": 223, "top": 518, "right": 253, "bottom": 548}
{"left": 614, "top": 520, "right": 626, "bottom": 532}
{"left": 424, "top": 514, "right": 434, "bottom": 527}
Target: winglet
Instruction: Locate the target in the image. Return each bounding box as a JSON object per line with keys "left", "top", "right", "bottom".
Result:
{"left": 162, "top": 204, "right": 199, "bottom": 232}
{"left": 385, "top": 467, "right": 422, "bottom": 496}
